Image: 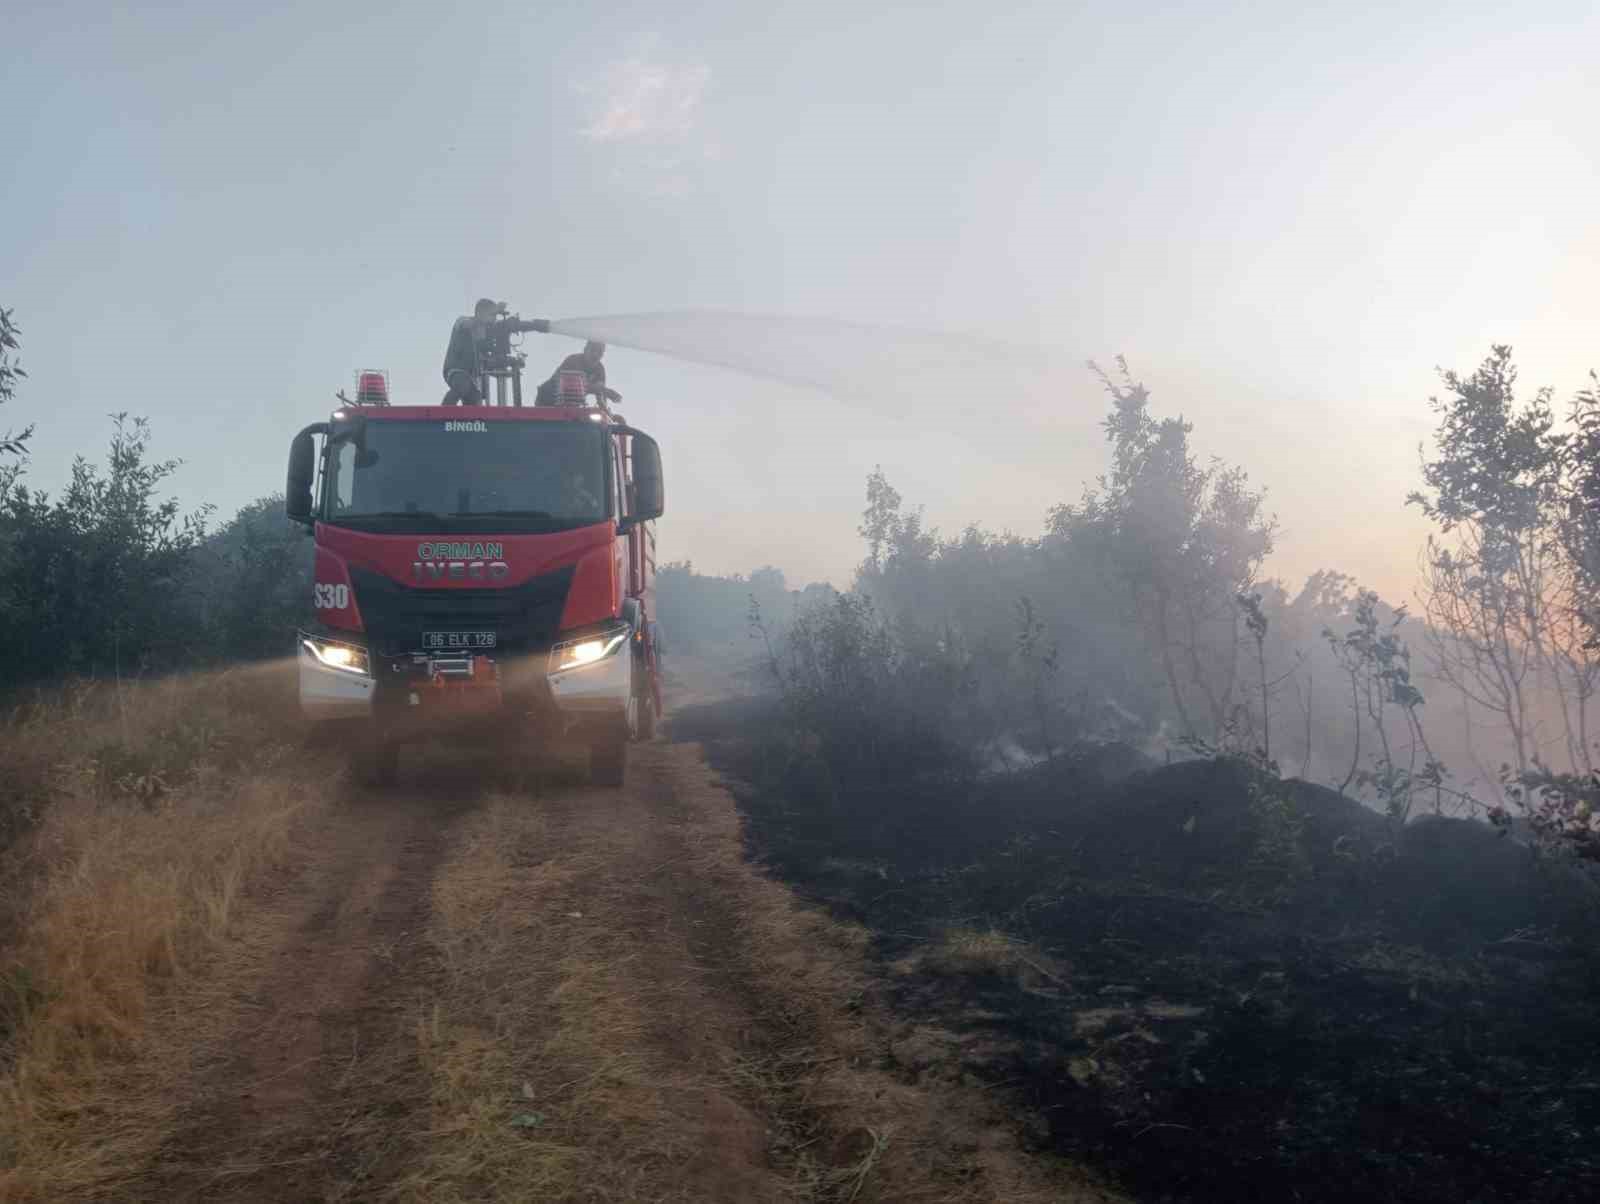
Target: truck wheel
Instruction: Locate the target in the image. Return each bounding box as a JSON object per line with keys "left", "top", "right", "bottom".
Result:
{"left": 634, "top": 655, "right": 657, "bottom": 742}
{"left": 590, "top": 737, "right": 626, "bottom": 787}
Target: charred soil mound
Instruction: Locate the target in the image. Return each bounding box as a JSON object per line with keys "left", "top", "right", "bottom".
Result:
{"left": 676, "top": 697, "right": 1600, "bottom": 1204}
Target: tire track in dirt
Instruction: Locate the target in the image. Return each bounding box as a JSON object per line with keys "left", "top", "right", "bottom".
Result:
{"left": 97, "top": 716, "right": 1115, "bottom": 1201}
{"left": 127, "top": 766, "right": 488, "bottom": 1203}
{"left": 402, "top": 740, "right": 1121, "bottom": 1202}
{"left": 417, "top": 745, "right": 790, "bottom": 1201}
{"left": 557, "top": 745, "right": 787, "bottom": 1199}
{"left": 620, "top": 748, "right": 841, "bottom": 1196}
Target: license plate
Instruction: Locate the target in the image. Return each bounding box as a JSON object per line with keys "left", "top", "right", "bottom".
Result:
{"left": 423, "top": 631, "right": 497, "bottom": 650}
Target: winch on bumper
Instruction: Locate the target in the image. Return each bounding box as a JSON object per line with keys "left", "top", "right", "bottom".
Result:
{"left": 297, "top": 620, "right": 634, "bottom": 728}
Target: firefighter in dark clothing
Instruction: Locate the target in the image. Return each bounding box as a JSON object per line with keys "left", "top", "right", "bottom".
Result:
{"left": 441, "top": 299, "right": 551, "bottom": 405}
{"left": 440, "top": 298, "right": 500, "bottom": 405}
{"left": 535, "top": 341, "right": 622, "bottom": 407}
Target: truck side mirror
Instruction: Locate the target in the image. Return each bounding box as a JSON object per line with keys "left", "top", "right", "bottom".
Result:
{"left": 286, "top": 423, "right": 327, "bottom": 525}
{"left": 629, "top": 432, "right": 664, "bottom": 521}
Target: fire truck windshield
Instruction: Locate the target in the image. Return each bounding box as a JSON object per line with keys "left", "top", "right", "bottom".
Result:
{"left": 322, "top": 419, "right": 610, "bottom": 534}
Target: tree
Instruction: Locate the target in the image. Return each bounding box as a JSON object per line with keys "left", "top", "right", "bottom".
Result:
{"left": 654, "top": 561, "right": 828, "bottom": 655}
{"left": 1323, "top": 589, "right": 1444, "bottom": 823}
{"left": 1409, "top": 346, "right": 1595, "bottom": 776}
{"left": 194, "top": 494, "right": 313, "bottom": 661}
{"left": 854, "top": 464, "right": 938, "bottom": 612}
{"left": 858, "top": 466, "right": 903, "bottom": 571}
{"left": 1014, "top": 595, "right": 1064, "bottom": 762}
{"left": 764, "top": 588, "right": 976, "bottom": 796}
{"left": 1048, "top": 358, "right": 1275, "bottom": 742}
{"left": 1238, "top": 591, "right": 1273, "bottom": 762}
{"left": 1, "top": 306, "right": 32, "bottom": 459}
{"left": 1557, "top": 372, "right": 1600, "bottom": 645}
{"left": 0, "top": 415, "right": 211, "bottom": 683}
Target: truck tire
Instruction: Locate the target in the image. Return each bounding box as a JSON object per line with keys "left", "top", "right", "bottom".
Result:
{"left": 590, "top": 737, "right": 626, "bottom": 787}
{"left": 634, "top": 651, "right": 657, "bottom": 742}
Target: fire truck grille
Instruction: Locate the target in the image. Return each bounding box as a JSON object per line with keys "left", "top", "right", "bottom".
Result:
{"left": 347, "top": 564, "right": 575, "bottom": 657}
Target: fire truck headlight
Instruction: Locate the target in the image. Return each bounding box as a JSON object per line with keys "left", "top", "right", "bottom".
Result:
{"left": 302, "top": 635, "right": 371, "bottom": 676}
{"left": 550, "top": 624, "right": 630, "bottom": 673}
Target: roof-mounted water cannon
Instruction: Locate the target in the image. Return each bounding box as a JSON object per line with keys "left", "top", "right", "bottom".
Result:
{"left": 475, "top": 305, "right": 552, "bottom": 407}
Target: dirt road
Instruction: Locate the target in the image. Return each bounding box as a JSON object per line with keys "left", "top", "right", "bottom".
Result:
{"left": 47, "top": 727, "right": 1115, "bottom": 1202}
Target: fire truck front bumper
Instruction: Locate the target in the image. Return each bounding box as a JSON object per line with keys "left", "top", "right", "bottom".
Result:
{"left": 546, "top": 621, "right": 634, "bottom": 720}
{"left": 298, "top": 633, "right": 376, "bottom": 721}
{"left": 298, "top": 621, "right": 635, "bottom": 727}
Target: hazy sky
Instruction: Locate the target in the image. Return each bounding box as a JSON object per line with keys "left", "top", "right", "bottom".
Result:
{"left": 5, "top": 1, "right": 1598, "bottom": 600}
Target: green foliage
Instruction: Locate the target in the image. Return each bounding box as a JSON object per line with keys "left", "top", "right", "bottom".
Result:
{"left": 1409, "top": 345, "right": 1598, "bottom": 778}
{"left": 1244, "top": 761, "right": 1310, "bottom": 902}
{"left": 0, "top": 415, "right": 212, "bottom": 684}
{"left": 1014, "top": 595, "right": 1065, "bottom": 761}
{"left": 1491, "top": 767, "right": 1600, "bottom": 863}
{"left": 656, "top": 560, "right": 828, "bottom": 655}
{"left": 800, "top": 362, "right": 1472, "bottom": 835}
{"left": 1322, "top": 589, "right": 1443, "bottom": 825}
{"left": 1408, "top": 346, "right": 1563, "bottom": 558}
{"left": 845, "top": 371, "right": 1402, "bottom": 776}
{"left": 1557, "top": 372, "right": 1600, "bottom": 636}
{"left": 192, "top": 494, "right": 313, "bottom": 661}
{"left": 1049, "top": 358, "right": 1275, "bottom": 742}
{"left": 1237, "top": 590, "right": 1274, "bottom": 761}
{"left": 0, "top": 418, "right": 309, "bottom": 688}
{"left": 0, "top": 306, "right": 30, "bottom": 458}
{"left": 857, "top": 471, "right": 1161, "bottom": 753}
{"left": 758, "top": 590, "right": 977, "bottom": 795}
{"left": 857, "top": 465, "right": 903, "bottom": 570}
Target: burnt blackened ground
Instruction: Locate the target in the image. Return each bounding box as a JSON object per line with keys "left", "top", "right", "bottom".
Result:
{"left": 670, "top": 697, "right": 1600, "bottom": 1204}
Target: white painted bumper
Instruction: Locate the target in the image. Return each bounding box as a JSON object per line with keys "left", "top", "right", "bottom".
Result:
{"left": 547, "top": 643, "right": 632, "bottom": 717}
{"left": 298, "top": 642, "right": 375, "bottom": 720}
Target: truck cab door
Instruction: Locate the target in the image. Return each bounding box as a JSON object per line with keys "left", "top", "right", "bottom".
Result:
{"left": 612, "top": 437, "right": 632, "bottom": 599}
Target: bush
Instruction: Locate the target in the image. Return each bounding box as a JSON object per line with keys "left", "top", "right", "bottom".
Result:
{"left": 0, "top": 415, "right": 210, "bottom": 685}
{"left": 192, "top": 494, "right": 313, "bottom": 661}
{"left": 759, "top": 591, "right": 978, "bottom": 799}
{"left": 0, "top": 663, "right": 304, "bottom": 849}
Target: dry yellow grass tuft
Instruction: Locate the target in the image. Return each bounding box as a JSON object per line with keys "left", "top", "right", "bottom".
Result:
{"left": 0, "top": 662, "right": 340, "bottom": 1200}
{"left": 909, "top": 927, "right": 1072, "bottom": 992}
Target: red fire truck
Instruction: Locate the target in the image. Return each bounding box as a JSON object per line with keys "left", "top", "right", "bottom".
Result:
{"left": 285, "top": 358, "right": 664, "bottom": 787}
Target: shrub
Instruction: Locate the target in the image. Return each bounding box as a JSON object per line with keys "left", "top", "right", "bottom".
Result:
{"left": 758, "top": 591, "right": 978, "bottom": 799}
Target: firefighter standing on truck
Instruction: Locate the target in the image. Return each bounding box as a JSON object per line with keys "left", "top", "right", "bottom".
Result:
{"left": 441, "top": 298, "right": 500, "bottom": 405}
{"left": 442, "top": 299, "right": 550, "bottom": 405}
{"left": 536, "top": 341, "right": 622, "bottom": 407}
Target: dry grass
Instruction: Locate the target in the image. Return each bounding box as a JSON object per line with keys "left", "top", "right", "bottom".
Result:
{"left": 0, "top": 660, "right": 308, "bottom": 842}
{"left": 400, "top": 743, "right": 1122, "bottom": 1203}
{"left": 905, "top": 927, "right": 1072, "bottom": 993}
{"left": 0, "top": 662, "right": 341, "bottom": 1200}
{"left": 656, "top": 748, "right": 1114, "bottom": 1203}
{"left": 403, "top": 798, "right": 596, "bottom": 1201}
{"left": 0, "top": 670, "right": 1120, "bottom": 1201}
{"left": 400, "top": 784, "right": 779, "bottom": 1203}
